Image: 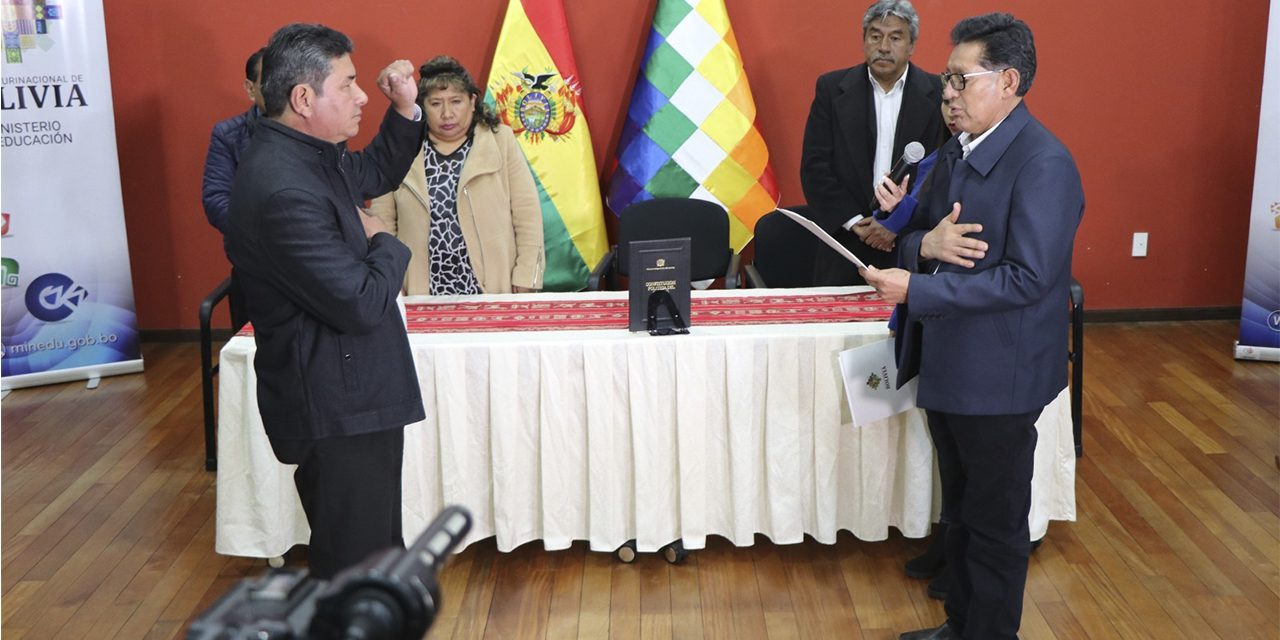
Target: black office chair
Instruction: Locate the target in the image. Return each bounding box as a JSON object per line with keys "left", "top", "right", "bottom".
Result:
{"left": 199, "top": 271, "right": 248, "bottom": 471}
{"left": 1069, "top": 276, "right": 1083, "bottom": 458}
{"left": 589, "top": 198, "right": 741, "bottom": 290}
{"left": 744, "top": 206, "right": 819, "bottom": 288}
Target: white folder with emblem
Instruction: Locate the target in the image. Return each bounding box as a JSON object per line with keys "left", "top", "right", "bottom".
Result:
{"left": 839, "top": 338, "right": 918, "bottom": 427}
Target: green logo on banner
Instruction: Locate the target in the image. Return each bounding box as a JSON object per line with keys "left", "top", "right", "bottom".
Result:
{"left": 1, "top": 257, "right": 19, "bottom": 287}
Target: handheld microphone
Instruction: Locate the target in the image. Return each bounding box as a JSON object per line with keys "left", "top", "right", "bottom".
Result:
{"left": 870, "top": 141, "right": 925, "bottom": 212}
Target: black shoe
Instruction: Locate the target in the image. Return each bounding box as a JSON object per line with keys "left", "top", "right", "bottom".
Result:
{"left": 926, "top": 562, "right": 950, "bottom": 600}
{"left": 904, "top": 522, "right": 947, "bottom": 579}
{"left": 1031, "top": 537, "right": 1043, "bottom": 551}
{"left": 898, "top": 622, "right": 961, "bottom": 640}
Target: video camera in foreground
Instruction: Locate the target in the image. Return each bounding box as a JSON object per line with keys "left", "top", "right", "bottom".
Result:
{"left": 187, "top": 505, "right": 472, "bottom": 640}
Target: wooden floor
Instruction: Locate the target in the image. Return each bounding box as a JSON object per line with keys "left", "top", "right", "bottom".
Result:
{"left": 1, "top": 320, "right": 1276, "bottom": 640}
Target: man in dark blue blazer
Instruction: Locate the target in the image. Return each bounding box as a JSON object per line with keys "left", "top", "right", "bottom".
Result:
{"left": 203, "top": 47, "right": 267, "bottom": 329}
{"left": 203, "top": 47, "right": 266, "bottom": 251}
{"left": 862, "top": 13, "right": 1085, "bottom": 640}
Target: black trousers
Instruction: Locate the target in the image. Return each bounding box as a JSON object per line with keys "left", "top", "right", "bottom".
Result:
{"left": 926, "top": 408, "right": 1041, "bottom": 640}
{"left": 812, "top": 227, "right": 898, "bottom": 286}
{"left": 227, "top": 269, "right": 250, "bottom": 330}
{"left": 269, "top": 427, "right": 405, "bottom": 580}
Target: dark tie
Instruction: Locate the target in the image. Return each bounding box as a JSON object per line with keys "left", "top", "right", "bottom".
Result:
{"left": 946, "top": 148, "right": 972, "bottom": 213}
{"left": 943, "top": 141, "right": 963, "bottom": 174}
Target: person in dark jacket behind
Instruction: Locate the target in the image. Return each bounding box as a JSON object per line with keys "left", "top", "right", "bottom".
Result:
{"left": 202, "top": 46, "right": 267, "bottom": 249}
{"left": 202, "top": 47, "right": 266, "bottom": 328}
{"left": 226, "top": 23, "right": 426, "bottom": 580}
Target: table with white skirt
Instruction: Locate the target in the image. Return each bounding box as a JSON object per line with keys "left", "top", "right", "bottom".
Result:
{"left": 214, "top": 288, "right": 1076, "bottom": 558}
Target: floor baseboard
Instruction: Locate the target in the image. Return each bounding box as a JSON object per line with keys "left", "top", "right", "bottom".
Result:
{"left": 140, "top": 328, "right": 237, "bottom": 343}
{"left": 1083, "top": 306, "right": 1241, "bottom": 323}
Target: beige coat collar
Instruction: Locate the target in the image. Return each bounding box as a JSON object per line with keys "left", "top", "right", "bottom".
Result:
{"left": 400, "top": 126, "right": 504, "bottom": 204}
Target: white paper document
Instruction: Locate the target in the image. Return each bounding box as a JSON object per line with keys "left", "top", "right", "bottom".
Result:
{"left": 839, "top": 339, "right": 918, "bottom": 427}
{"left": 777, "top": 207, "right": 869, "bottom": 270}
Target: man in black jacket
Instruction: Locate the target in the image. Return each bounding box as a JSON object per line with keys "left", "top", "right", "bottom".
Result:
{"left": 801, "top": 0, "right": 945, "bottom": 286}
{"left": 227, "top": 23, "right": 425, "bottom": 580}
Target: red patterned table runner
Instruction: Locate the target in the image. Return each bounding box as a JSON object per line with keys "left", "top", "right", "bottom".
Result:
{"left": 238, "top": 292, "right": 892, "bottom": 336}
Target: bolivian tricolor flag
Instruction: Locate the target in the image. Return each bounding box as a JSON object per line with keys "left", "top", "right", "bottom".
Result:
{"left": 486, "top": 0, "right": 609, "bottom": 292}
{"left": 607, "top": 0, "right": 780, "bottom": 251}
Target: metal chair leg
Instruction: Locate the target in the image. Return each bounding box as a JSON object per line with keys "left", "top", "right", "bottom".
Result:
{"left": 1070, "top": 277, "right": 1084, "bottom": 458}
{"left": 199, "top": 276, "right": 234, "bottom": 472}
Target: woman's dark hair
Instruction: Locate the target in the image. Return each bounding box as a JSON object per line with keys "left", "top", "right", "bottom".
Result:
{"left": 936, "top": 106, "right": 955, "bottom": 149}
{"left": 417, "top": 55, "right": 500, "bottom": 133}
{"left": 950, "top": 13, "right": 1036, "bottom": 97}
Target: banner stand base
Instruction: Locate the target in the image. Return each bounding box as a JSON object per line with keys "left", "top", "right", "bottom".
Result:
{"left": 1233, "top": 341, "right": 1280, "bottom": 362}
{"left": 2, "top": 359, "right": 145, "bottom": 392}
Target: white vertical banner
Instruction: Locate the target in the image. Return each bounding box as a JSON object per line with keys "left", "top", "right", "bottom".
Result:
{"left": 1236, "top": 0, "right": 1280, "bottom": 361}
{"left": 1, "top": 0, "right": 144, "bottom": 388}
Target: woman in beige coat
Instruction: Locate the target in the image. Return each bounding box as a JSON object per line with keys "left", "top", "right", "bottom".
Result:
{"left": 369, "top": 56, "right": 544, "bottom": 294}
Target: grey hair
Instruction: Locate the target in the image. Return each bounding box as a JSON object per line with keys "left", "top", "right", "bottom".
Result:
{"left": 260, "top": 23, "right": 354, "bottom": 118}
{"left": 862, "top": 0, "right": 920, "bottom": 42}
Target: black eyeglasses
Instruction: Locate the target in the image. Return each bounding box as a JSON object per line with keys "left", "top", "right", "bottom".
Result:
{"left": 939, "top": 68, "right": 1008, "bottom": 91}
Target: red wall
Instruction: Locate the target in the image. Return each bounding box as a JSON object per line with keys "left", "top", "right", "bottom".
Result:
{"left": 101, "top": 0, "right": 1270, "bottom": 330}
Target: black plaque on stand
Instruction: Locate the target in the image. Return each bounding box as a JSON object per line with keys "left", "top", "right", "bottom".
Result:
{"left": 628, "top": 238, "right": 691, "bottom": 334}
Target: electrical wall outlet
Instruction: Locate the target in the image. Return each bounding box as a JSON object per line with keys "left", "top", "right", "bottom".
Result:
{"left": 1132, "top": 232, "right": 1148, "bottom": 257}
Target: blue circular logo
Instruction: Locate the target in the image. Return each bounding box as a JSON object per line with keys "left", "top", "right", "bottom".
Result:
{"left": 1268, "top": 310, "right": 1280, "bottom": 332}
{"left": 25, "top": 273, "right": 89, "bottom": 322}
{"left": 517, "top": 91, "right": 552, "bottom": 134}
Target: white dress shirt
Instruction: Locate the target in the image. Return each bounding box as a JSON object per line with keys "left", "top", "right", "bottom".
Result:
{"left": 871, "top": 65, "right": 908, "bottom": 183}
{"left": 844, "top": 66, "right": 908, "bottom": 230}
{"left": 958, "top": 110, "right": 1011, "bottom": 159}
